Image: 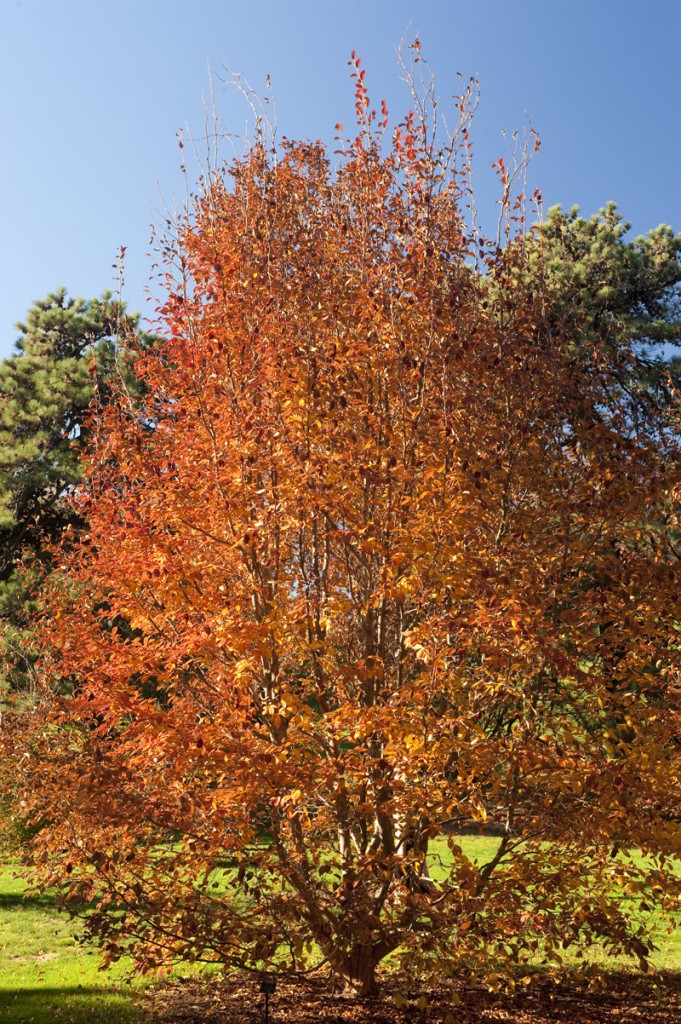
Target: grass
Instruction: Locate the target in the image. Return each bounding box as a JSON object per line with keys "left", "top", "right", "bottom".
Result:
{"left": 0, "top": 837, "right": 678, "bottom": 1022}
{"left": 0, "top": 864, "right": 147, "bottom": 1024}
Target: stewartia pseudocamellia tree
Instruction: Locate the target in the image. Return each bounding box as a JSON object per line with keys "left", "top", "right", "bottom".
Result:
{"left": 6, "top": 60, "right": 681, "bottom": 996}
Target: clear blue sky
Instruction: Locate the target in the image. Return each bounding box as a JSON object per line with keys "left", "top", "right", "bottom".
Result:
{"left": 1, "top": 0, "right": 679, "bottom": 359}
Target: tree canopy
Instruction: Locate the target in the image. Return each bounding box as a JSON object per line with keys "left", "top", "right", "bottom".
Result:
{"left": 532, "top": 203, "right": 681, "bottom": 414}
{"left": 4, "top": 68, "right": 681, "bottom": 998}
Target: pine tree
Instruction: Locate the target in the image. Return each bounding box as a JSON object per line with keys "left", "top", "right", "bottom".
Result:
{"left": 534, "top": 203, "right": 681, "bottom": 412}
{"left": 0, "top": 288, "right": 145, "bottom": 691}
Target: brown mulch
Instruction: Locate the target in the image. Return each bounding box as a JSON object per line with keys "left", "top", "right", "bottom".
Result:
{"left": 141, "top": 970, "right": 681, "bottom": 1024}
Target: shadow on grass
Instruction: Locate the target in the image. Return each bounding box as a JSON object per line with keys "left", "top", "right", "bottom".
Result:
{"left": 0, "top": 891, "right": 101, "bottom": 918}
{"left": 0, "top": 985, "right": 128, "bottom": 999}
{"left": 0, "top": 891, "right": 60, "bottom": 911}
{"left": 0, "top": 985, "right": 141, "bottom": 1023}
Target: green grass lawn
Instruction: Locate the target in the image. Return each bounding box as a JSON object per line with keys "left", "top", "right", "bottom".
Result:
{"left": 0, "top": 865, "right": 147, "bottom": 1024}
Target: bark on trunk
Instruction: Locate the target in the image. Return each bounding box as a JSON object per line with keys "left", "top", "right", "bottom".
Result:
{"left": 339, "top": 946, "right": 381, "bottom": 998}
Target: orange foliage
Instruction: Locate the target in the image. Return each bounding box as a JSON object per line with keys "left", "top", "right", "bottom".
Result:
{"left": 4, "top": 66, "right": 681, "bottom": 996}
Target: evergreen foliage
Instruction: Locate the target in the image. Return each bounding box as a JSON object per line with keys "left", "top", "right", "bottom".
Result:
{"left": 0, "top": 289, "right": 144, "bottom": 690}
{"left": 534, "top": 203, "right": 681, "bottom": 410}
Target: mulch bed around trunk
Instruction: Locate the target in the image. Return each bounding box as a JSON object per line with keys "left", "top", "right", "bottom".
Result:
{"left": 142, "top": 970, "right": 681, "bottom": 1024}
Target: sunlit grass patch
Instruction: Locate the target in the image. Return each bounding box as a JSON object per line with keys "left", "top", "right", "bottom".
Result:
{"left": 0, "top": 863, "right": 147, "bottom": 1023}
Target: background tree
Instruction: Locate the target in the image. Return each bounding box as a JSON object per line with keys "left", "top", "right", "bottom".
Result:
{"left": 5, "top": 70, "right": 681, "bottom": 998}
{"left": 532, "top": 203, "right": 681, "bottom": 413}
{"left": 527, "top": 208, "right": 681, "bottom": 706}
{"left": 0, "top": 289, "right": 145, "bottom": 693}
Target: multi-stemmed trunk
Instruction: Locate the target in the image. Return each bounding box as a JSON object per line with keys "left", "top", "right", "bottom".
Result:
{"left": 327, "top": 937, "right": 396, "bottom": 998}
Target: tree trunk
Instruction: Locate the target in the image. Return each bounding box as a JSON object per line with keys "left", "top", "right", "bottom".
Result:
{"left": 339, "top": 945, "right": 381, "bottom": 998}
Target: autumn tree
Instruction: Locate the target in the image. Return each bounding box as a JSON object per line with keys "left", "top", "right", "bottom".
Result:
{"left": 5, "top": 62, "right": 681, "bottom": 997}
